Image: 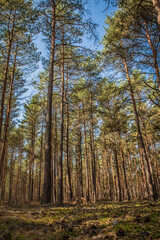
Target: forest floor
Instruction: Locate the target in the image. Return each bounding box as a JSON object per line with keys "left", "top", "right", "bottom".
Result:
{"left": 0, "top": 200, "right": 160, "bottom": 240}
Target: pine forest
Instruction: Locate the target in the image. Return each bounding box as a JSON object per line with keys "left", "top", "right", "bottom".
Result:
{"left": 0, "top": 0, "right": 160, "bottom": 239}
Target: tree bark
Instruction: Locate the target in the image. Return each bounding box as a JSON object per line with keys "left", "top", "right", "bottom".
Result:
{"left": 9, "top": 151, "right": 15, "bottom": 203}
{"left": 38, "top": 122, "right": 43, "bottom": 201}
{"left": 65, "top": 67, "right": 73, "bottom": 200}
{"left": 82, "top": 102, "right": 90, "bottom": 201}
{"left": 42, "top": 0, "right": 56, "bottom": 204}
{"left": 118, "top": 133, "right": 130, "bottom": 200}
{"left": 90, "top": 81, "right": 96, "bottom": 203}
{"left": 0, "top": 11, "right": 15, "bottom": 141}
{"left": 113, "top": 146, "right": 122, "bottom": 201}
{"left": 0, "top": 47, "right": 17, "bottom": 187}
{"left": 123, "top": 57, "right": 158, "bottom": 201}
{"left": 57, "top": 26, "right": 65, "bottom": 204}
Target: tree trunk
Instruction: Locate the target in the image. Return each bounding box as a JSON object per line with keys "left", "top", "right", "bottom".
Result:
{"left": 90, "top": 81, "right": 96, "bottom": 203}
{"left": 9, "top": 151, "right": 15, "bottom": 203}
{"left": 118, "top": 132, "right": 130, "bottom": 200}
{"left": 82, "top": 102, "right": 90, "bottom": 201}
{"left": 113, "top": 146, "right": 122, "bottom": 201}
{"left": 123, "top": 57, "right": 158, "bottom": 201}
{"left": 53, "top": 109, "right": 58, "bottom": 203}
{"left": 38, "top": 122, "right": 43, "bottom": 201}
{"left": 28, "top": 125, "right": 35, "bottom": 201}
{"left": 58, "top": 27, "right": 65, "bottom": 204}
{"left": 42, "top": 0, "right": 56, "bottom": 204}
{"left": 76, "top": 106, "right": 83, "bottom": 199}
{"left": 1, "top": 150, "right": 8, "bottom": 202}
{"left": 0, "top": 12, "right": 15, "bottom": 141}
{"left": 65, "top": 68, "right": 73, "bottom": 200}
{"left": 0, "top": 47, "right": 17, "bottom": 187}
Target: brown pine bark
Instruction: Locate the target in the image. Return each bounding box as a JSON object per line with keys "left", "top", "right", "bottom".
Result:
{"left": 76, "top": 107, "right": 83, "bottom": 199}
{"left": 38, "top": 122, "right": 43, "bottom": 201}
{"left": 16, "top": 149, "right": 22, "bottom": 203}
{"left": 65, "top": 68, "right": 73, "bottom": 200}
{"left": 0, "top": 11, "right": 15, "bottom": 141}
{"left": 1, "top": 151, "right": 8, "bottom": 202}
{"left": 42, "top": 0, "right": 56, "bottom": 204}
{"left": 125, "top": 140, "right": 137, "bottom": 199}
{"left": 57, "top": 28, "right": 65, "bottom": 204}
{"left": 113, "top": 146, "right": 122, "bottom": 201}
{"left": 9, "top": 151, "right": 15, "bottom": 203}
{"left": 53, "top": 109, "right": 58, "bottom": 203}
{"left": 0, "top": 47, "right": 18, "bottom": 187}
{"left": 109, "top": 149, "right": 116, "bottom": 201}
{"left": 101, "top": 149, "right": 106, "bottom": 199}
{"left": 89, "top": 82, "right": 96, "bottom": 203}
{"left": 28, "top": 125, "right": 35, "bottom": 201}
{"left": 119, "top": 133, "right": 130, "bottom": 201}
{"left": 82, "top": 102, "right": 90, "bottom": 201}
{"left": 123, "top": 57, "right": 158, "bottom": 201}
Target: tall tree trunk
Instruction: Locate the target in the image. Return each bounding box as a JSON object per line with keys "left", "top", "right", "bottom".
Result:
{"left": 113, "top": 146, "right": 122, "bottom": 201}
{"left": 0, "top": 12, "right": 15, "bottom": 141}
{"left": 38, "top": 122, "right": 43, "bottom": 201}
{"left": 83, "top": 102, "right": 90, "bottom": 201}
{"left": 58, "top": 27, "right": 65, "bottom": 204}
{"left": 123, "top": 57, "right": 158, "bottom": 201}
{"left": 65, "top": 68, "right": 73, "bottom": 200}
{"left": 16, "top": 149, "right": 22, "bottom": 203}
{"left": 90, "top": 81, "right": 96, "bottom": 203}
{"left": 1, "top": 150, "right": 8, "bottom": 202}
{"left": 125, "top": 140, "right": 137, "bottom": 199}
{"left": 42, "top": 0, "right": 56, "bottom": 204}
{"left": 118, "top": 132, "right": 130, "bottom": 200}
{"left": 53, "top": 109, "right": 58, "bottom": 203}
{"left": 28, "top": 125, "right": 35, "bottom": 201}
{"left": 9, "top": 151, "right": 15, "bottom": 203}
{"left": 101, "top": 149, "right": 106, "bottom": 199}
{"left": 0, "top": 47, "right": 17, "bottom": 187}
{"left": 76, "top": 107, "right": 83, "bottom": 198}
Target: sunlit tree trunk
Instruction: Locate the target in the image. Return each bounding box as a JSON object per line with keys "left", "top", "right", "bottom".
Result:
{"left": 0, "top": 47, "right": 17, "bottom": 188}
{"left": 123, "top": 57, "right": 158, "bottom": 201}
{"left": 82, "top": 102, "right": 90, "bottom": 201}
{"left": 113, "top": 146, "right": 122, "bottom": 201}
{"left": 42, "top": 0, "right": 56, "bottom": 204}
{"left": 65, "top": 69, "right": 73, "bottom": 200}
{"left": 38, "top": 122, "right": 43, "bottom": 201}
{"left": 119, "top": 135, "right": 130, "bottom": 201}
{"left": 58, "top": 27, "right": 65, "bottom": 204}
{"left": 0, "top": 12, "right": 15, "bottom": 141}
{"left": 89, "top": 81, "right": 96, "bottom": 203}
{"left": 53, "top": 109, "right": 58, "bottom": 203}
{"left": 9, "top": 151, "right": 15, "bottom": 203}
{"left": 76, "top": 106, "right": 83, "bottom": 199}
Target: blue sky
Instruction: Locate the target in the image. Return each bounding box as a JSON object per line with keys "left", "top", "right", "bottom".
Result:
{"left": 87, "top": 0, "right": 116, "bottom": 48}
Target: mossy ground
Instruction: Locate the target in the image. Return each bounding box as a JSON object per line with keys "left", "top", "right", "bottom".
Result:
{"left": 0, "top": 200, "right": 159, "bottom": 239}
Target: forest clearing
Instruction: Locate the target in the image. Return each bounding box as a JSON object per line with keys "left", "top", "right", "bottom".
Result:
{"left": 0, "top": 0, "right": 160, "bottom": 239}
